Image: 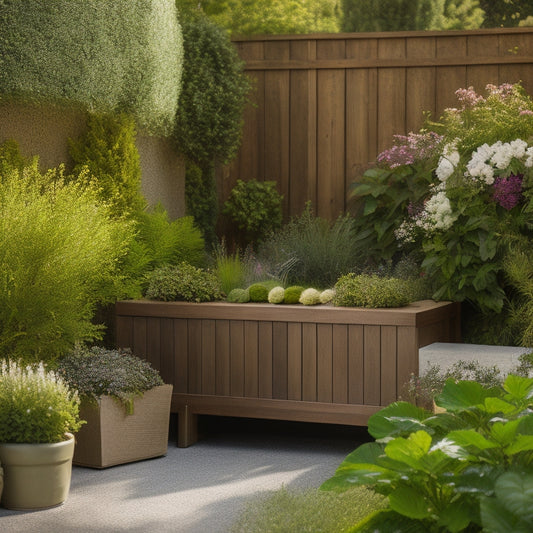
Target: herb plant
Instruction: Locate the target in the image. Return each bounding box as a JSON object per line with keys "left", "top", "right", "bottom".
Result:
{"left": 0, "top": 360, "right": 84, "bottom": 443}
{"left": 322, "top": 375, "right": 533, "bottom": 532}
{"left": 56, "top": 345, "right": 163, "bottom": 415}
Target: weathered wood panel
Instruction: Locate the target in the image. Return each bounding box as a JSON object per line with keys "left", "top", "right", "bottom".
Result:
{"left": 220, "top": 28, "right": 533, "bottom": 220}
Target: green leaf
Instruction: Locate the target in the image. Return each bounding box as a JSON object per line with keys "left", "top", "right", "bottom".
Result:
{"left": 368, "top": 402, "right": 431, "bottom": 439}
{"left": 489, "top": 419, "right": 521, "bottom": 446}
{"left": 505, "top": 435, "right": 533, "bottom": 456}
{"left": 447, "top": 429, "right": 498, "bottom": 451}
{"left": 484, "top": 397, "right": 516, "bottom": 415}
{"left": 385, "top": 431, "right": 432, "bottom": 470}
{"left": 438, "top": 500, "right": 477, "bottom": 532}
{"left": 503, "top": 374, "right": 533, "bottom": 401}
{"left": 388, "top": 486, "right": 431, "bottom": 519}
{"left": 363, "top": 196, "right": 378, "bottom": 216}
{"left": 350, "top": 508, "right": 428, "bottom": 533}
{"left": 480, "top": 497, "right": 520, "bottom": 533}
{"left": 494, "top": 471, "right": 533, "bottom": 521}
{"left": 436, "top": 379, "right": 501, "bottom": 411}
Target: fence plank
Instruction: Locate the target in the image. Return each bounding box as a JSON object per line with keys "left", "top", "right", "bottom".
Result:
{"left": 287, "top": 322, "right": 302, "bottom": 400}
{"left": 363, "top": 325, "right": 381, "bottom": 406}
{"left": 302, "top": 322, "right": 317, "bottom": 401}
{"left": 215, "top": 320, "right": 231, "bottom": 396}
{"left": 230, "top": 320, "right": 245, "bottom": 397}
{"left": 244, "top": 321, "right": 259, "bottom": 397}
{"left": 258, "top": 321, "right": 273, "bottom": 398}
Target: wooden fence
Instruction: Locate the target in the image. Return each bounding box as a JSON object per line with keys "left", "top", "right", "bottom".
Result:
{"left": 218, "top": 28, "right": 533, "bottom": 220}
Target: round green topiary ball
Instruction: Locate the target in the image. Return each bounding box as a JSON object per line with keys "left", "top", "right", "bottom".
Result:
{"left": 227, "top": 288, "right": 250, "bottom": 303}
{"left": 284, "top": 286, "right": 305, "bottom": 304}
{"left": 248, "top": 283, "right": 269, "bottom": 302}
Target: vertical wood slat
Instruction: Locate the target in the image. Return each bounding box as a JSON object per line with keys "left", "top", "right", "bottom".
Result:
{"left": 244, "top": 321, "right": 259, "bottom": 397}
{"left": 363, "top": 325, "right": 381, "bottom": 406}
{"left": 317, "top": 324, "right": 333, "bottom": 403}
{"left": 174, "top": 319, "right": 188, "bottom": 394}
{"left": 333, "top": 324, "right": 348, "bottom": 404}
{"left": 258, "top": 321, "right": 273, "bottom": 398}
{"left": 230, "top": 320, "right": 245, "bottom": 397}
{"left": 380, "top": 326, "right": 397, "bottom": 406}
{"left": 302, "top": 323, "right": 317, "bottom": 401}
{"left": 201, "top": 320, "right": 216, "bottom": 395}
{"left": 215, "top": 320, "right": 230, "bottom": 396}
{"left": 159, "top": 318, "right": 174, "bottom": 386}
{"left": 397, "top": 326, "right": 419, "bottom": 396}
{"left": 287, "top": 322, "right": 302, "bottom": 401}
{"left": 188, "top": 319, "right": 202, "bottom": 395}
{"left": 348, "top": 325, "right": 364, "bottom": 405}
{"left": 133, "top": 317, "right": 147, "bottom": 359}
{"left": 115, "top": 316, "right": 133, "bottom": 350}
{"left": 146, "top": 317, "right": 161, "bottom": 372}
{"left": 272, "top": 322, "right": 288, "bottom": 400}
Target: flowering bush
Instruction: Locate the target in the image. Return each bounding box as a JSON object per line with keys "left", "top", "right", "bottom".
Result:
{"left": 0, "top": 361, "right": 84, "bottom": 443}
{"left": 378, "top": 83, "right": 533, "bottom": 317}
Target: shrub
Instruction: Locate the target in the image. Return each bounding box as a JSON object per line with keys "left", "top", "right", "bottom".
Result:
{"left": 334, "top": 274, "right": 413, "bottom": 308}
{"left": 230, "top": 486, "right": 385, "bottom": 533}
{"left": 56, "top": 345, "right": 163, "bottom": 414}
{"left": 322, "top": 375, "right": 533, "bottom": 533}
{"left": 145, "top": 263, "right": 221, "bottom": 302}
{"left": 0, "top": 0, "right": 182, "bottom": 135}
{"left": 248, "top": 283, "right": 269, "bottom": 303}
{"left": 284, "top": 286, "right": 305, "bottom": 304}
{"left": 69, "top": 112, "right": 145, "bottom": 218}
{"left": 0, "top": 360, "right": 84, "bottom": 444}
{"left": 212, "top": 240, "right": 255, "bottom": 295}
{"left": 223, "top": 179, "right": 283, "bottom": 247}
{"left": 0, "top": 162, "right": 134, "bottom": 363}
{"left": 268, "top": 286, "right": 285, "bottom": 304}
{"left": 173, "top": 9, "right": 251, "bottom": 165}
{"left": 299, "top": 288, "right": 321, "bottom": 306}
{"left": 320, "top": 289, "right": 335, "bottom": 304}
{"left": 257, "top": 204, "right": 361, "bottom": 287}
{"left": 227, "top": 288, "right": 250, "bottom": 303}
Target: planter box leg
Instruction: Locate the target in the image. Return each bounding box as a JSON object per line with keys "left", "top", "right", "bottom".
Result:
{"left": 178, "top": 405, "right": 198, "bottom": 448}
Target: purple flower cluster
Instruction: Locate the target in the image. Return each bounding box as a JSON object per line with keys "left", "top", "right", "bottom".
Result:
{"left": 377, "top": 132, "right": 443, "bottom": 169}
{"left": 492, "top": 174, "right": 523, "bottom": 210}
{"left": 455, "top": 86, "right": 485, "bottom": 108}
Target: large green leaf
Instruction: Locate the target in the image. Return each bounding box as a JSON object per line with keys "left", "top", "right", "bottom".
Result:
{"left": 388, "top": 486, "right": 431, "bottom": 519}
{"left": 385, "top": 431, "right": 432, "bottom": 470}
{"left": 480, "top": 497, "right": 523, "bottom": 533}
{"left": 484, "top": 396, "right": 516, "bottom": 415}
{"left": 447, "top": 429, "right": 498, "bottom": 451}
{"left": 437, "top": 500, "right": 477, "bottom": 533}
{"left": 503, "top": 374, "right": 533, "bottom": 402}
{"left": 489, "top": 419, "right": 521, "bottom": 446}
{"left": 505, "top": 435, "right": 533, "bottom": 456}
{"left": 494, "top": 471, "right": 533, "bottom": 520}
{"left": 368, "top": 402, "right": 431, "bottom": 439}
{"left": 454, "top": 464, "right": 502, "bottom": 495}
{"left": 436, "top": 379, "right": 502, "bottom": 411}
{"left": 349, "top": 508, "right": 428, "bottom": 533}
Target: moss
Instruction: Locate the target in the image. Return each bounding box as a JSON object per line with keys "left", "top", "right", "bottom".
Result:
{"left": 284, "top": 285, "right": 305, "bottom": 304}
{"left": 248, "top": 283, "right": 269, "bottom": 302}
{"left": 299, "top": 288, "right": 321, "bottom": 305}
{"left": 227, "top": 288, "right": 250, "bottom": 303}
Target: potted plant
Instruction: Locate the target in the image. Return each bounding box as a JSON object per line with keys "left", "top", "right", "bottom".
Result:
{"left": 56, "top": 345, "right": 173, "bottom": 468}
{"left": 0, "top": 360, "right": 83, "bottom": 510}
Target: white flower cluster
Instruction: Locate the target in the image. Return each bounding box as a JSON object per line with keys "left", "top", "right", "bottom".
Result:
{"left": 436, "top": 140, "right": 460, "bottom": 182}
{"left": 424, "top": 191, "right": 456, "bottom": 230}
{"left": 466, "top": 139, "right": 532, "bottom": 185}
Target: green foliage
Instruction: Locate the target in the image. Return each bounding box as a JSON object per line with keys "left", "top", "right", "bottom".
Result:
{"left": 0, "top": 161, "right": 134, "bottom": 363}
{"left": 0, "top": 0, "right": 183, "bottom": 135}
{"left": 0, "top": 361, "right": 84, "bottom": 444}
{"left": 334, "top": 274, "right": 414, "bottom": 308}
{"left": 56, "top": 345, "right": 163, "bottom": 415}
{"left": 230, "top": 486, "right": 385, "bottom": 533}
{"left": 248, "top": 283, "right": 269, "bottom": 302}
{"left": 184, "top": 161, "right": 218, "bottom": 247}
{"left": 212, "top": 240, "right": 256, "bottom": 295}
{"left": 284, "top": 286, "right": 304, "bottom": 304}
{"left": 322, "top": 375, "right": 533, "bottom": 533}
{"left": 350, "top": 156, "right": 438, "bottom": 266}
{"left": 268, "top": 286, "right": 285, "bottom": 304}
{"left": 299, "top": 288, "right": 321, "bottom": 305}
{"left": 145, "top": 263, "right": 222, "bottom": 302}
{"left": 173, "top": 9, "right": 251, "bottom": 165}
{"left": 341, "top": 0, "right": 438, "bottom": 32}
{"left": 433, "top": 0, "right": 484, "bottom": 30}
{"left": 223, "top": 179, "right": 283, "bottom": 247}
{"left": 187, "top": 0, "right": 340, "bottom": 35}
{"left": 226, "top": 288, "right": 250, "bottom": 303}
{"left": 69, "top": 112, "right": 145, "bottom": 218}
{"left": 0, "top": 139, "right": 28, "bottom": 176}
{"left": 480, "top": 0, "right": 533, "bottom": 28}
{"left": 257, "top": 205, "right": 361, "bottom": 287}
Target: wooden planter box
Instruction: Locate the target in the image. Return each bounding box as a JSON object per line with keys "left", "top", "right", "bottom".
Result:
{"left": 115, "top": 300, "right": 460, "bottom": 447}
{"left": 73, "top": 384, "right": 173, "bottom": 468}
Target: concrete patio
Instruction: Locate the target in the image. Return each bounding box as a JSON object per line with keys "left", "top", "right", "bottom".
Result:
{"left": 0, "top": 417, "right": 370, "bottom": 533}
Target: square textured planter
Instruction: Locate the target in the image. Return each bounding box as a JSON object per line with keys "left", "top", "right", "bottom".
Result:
{"left": 73, "top": 384, "right": 173, "bottom": 468}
